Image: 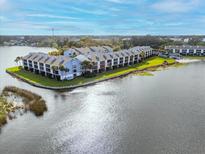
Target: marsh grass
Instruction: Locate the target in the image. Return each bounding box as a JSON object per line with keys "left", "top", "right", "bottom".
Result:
{"left": 0, "top": 97, "right": 14, "bottom": 126}
{"left": 2, "top": 86, "right": 47, "bottom": 117}
{"left": 171, "top": 63, "right": 186, "bottom": 68}
{"left": 134, "top": 71, "right": 154, "bottom": 76}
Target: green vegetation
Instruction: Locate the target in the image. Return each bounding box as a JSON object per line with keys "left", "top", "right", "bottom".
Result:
{"left": 171, "top": 63, "right": 186, "bottom": 68}
{"left": 29, "top": 99, "right": 47, "bottom": 116}
{"left": 2, "top": 86, "right": 47, "bottom": 116}
{"left": 6, "top": 57, "right": 175, "bottom": 88}
{"left": 0, "top": 97, "right": 15, "bottom": 126}
{"left": 0, "top": 86, "right": 48, "bottom": 127}
{"left": 134, "top": 72, "right": 154, "bottom": 76}
{"left": 48, "top": 36, "right": 177, "bottom": 55}
{"left": 2, "top": 35, "right": 205, "bottom": 51}
{"left": 81, "top": 60, "right": 93, "bottom": 73}
{"left": 183, "top": 56, "right": 205, "bottom": 60}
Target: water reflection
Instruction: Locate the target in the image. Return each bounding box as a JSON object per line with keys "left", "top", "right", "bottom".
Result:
{"left": 0, "top": 47, "right": 205, "bottom": 154}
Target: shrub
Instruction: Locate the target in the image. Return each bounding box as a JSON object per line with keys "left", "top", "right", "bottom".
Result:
{"left": 2, "top": 86, "right": 47, "bottom": 117}
{"left": 84, "top": 72, "right": 96, "bottom": 78}
{"left": 29, "top": 100, "right": 47, "bottom": 116}
{"left": 0, "top": 114, "right": 7, "bottom": 126}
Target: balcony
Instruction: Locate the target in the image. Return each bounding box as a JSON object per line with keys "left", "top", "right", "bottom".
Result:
{"left": 46, "top": 68, "right": 51, "bottom": 72}
{"left": 119, "top": 61, "right": 123, "bottom": 64}
{"left": 45, "top": 64, "right": 50, "bottom": 68}
{"left": 40, "top": 66, "right": 44, "bottom": 70}
{"left": 34, "top": 65, "right": 38, "bottom": 69}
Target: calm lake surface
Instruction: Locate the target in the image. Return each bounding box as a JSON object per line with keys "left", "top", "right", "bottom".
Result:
{"left": 0, "top": 46, "right": 205, "bottom": 154}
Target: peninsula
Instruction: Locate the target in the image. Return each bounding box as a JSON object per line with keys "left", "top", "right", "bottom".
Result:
{"left": 6, "top": 46, "right": 176, "bottom": 90}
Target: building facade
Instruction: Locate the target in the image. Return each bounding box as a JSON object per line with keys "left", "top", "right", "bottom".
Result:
{"left": 165, "top": 45, "right": 205, "bottom": 56}
{"left": 22, "top": 46, "right": 153, "bottom": 80}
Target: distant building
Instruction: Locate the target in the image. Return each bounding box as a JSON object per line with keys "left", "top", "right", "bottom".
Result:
{"left": 183, "top": 38, "right": 189, "bottom": 43}
{"left": 169, "top": 37, "right": 182, "bottom": 42}
{"left": 165, "top": 45, "right": 205, "bottom": 56}
{"left": 22, "top": 46, "right": 153, "bottom": 80}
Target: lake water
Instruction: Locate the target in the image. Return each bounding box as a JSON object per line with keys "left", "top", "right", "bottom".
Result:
{"left": 0, "top": 46, "right": 205, "bottom": 154}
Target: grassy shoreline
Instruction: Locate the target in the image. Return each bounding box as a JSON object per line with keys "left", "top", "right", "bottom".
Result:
{"left": 0, "top": 86, "right": 47, "bottom": 127}
{"left": 183, "top": 56, "right": 205, "bottom": 60}
{"left": 6, "top": 57, "right": 175, "bottom": 88}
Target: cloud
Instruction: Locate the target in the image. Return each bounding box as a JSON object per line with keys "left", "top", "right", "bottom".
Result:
{"left": 0, "top": 0, "right": 7, "bottom": 5}
{"left": 0, "top": 0, "right": 10, "bottom": 10}
{"left": 152, "top": 0, "right": 200, "bottom": 13}
{"left": 164, "top": 22, "right": 185, "bottom": 26}
{"left": 26, "top": 14, "right": 79, "bottom": 20}
{"left": 69, "top": 6, "right": 107, "bottom": 15}
{"left": 105, "top": 0, "right": 126, "bottom": 3}
{"left": 105, "top": 0, "right": 136, "bottom": 4}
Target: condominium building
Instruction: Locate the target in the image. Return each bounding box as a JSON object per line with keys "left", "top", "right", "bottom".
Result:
{"left": 22, "top": 46, "right": 153, "bottom": 80}
{"left": 165, "top": 45, "right": 205, "bottom": 56}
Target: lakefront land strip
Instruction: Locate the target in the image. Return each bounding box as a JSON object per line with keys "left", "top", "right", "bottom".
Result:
{"left": 6, "top": 45, "right": 205, "bottom": 90}
{"left": 6, "top": 45, "right": 177, "bottom": 89}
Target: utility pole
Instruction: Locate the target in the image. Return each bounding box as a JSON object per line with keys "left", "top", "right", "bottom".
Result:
{"left": 51, "top": 28, "right": 54, "bottom": 37}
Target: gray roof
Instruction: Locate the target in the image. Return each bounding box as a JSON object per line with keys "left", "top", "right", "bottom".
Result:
{"left": 165, "top": 45, "right": 205, "bottom": 50}
{"left": 22, "top": 46, "right": 152, "bottom": 65}
{"left": 23, "top": 52, "right": 72, "bottom": 66}
{"left": 51, "top": 56, "right": 72, "bottom": 66}
{"left": 76, "top": 55, "right": 89, "bottom": 62}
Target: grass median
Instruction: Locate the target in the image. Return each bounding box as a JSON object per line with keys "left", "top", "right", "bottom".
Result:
{"left": 6, "top": 56, "right": 175, "bottom": 88}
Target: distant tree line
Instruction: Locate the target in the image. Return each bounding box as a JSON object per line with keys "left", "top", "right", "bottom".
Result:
{"left": 2, "top": 35, "right": 205, "bottom": 53}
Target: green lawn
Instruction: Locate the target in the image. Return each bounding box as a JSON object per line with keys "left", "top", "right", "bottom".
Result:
{"left": 6, "top": 57, "right": 175, "bottom": 87}
{"left": 183, "top": 56, "right": 205, "bottom": 60}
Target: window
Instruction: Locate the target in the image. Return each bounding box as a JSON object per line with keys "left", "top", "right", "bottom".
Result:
{"left": 73, "top": 65, "right": 77, "bottom": 69}
{"left": 114, "top": 59, "right": 118, "bottom": 65}
{"left": 34, "top": 65, "right": 38, "bottom": 69}
{"left": 100, "top": 61, "right": 105, "bottom": 65}
{"left": 40, "top": 66, "right": 44, "bottom": 70}
{"left": 46, "top": 68, "right": 50, "bottom": 72}
{"left": 125, "top": 57, "right": 128, "bottom": 62}
{"left": 54, "top": 70, "right": 59, "bottom": 74}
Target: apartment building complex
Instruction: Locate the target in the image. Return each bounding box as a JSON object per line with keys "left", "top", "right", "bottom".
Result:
{"left": 165, "top": 45, "right": 205, "bottom": 56}
{"left": 22, "top": 46, "right": 153, "bottom": 80}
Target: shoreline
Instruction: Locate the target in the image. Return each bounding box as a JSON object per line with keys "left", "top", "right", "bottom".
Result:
{"left": 6, "top": 60, "right": 177, "bottom": 91}
{"left": 0, "top": 86, "right": 47, "bottom": 127}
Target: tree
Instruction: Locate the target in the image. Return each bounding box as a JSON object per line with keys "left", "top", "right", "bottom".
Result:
{"left": 51, "top": 66, "right": 58, "bottom": 71}
{"left": 14, "top": 56, "right": 21, "bottom": 66}
{"left": 81, "top": 60, "right": 93, "bottom": 74}
{"left": 131, "top": 35, "right": 162, "bottom": 49}
{"left": 59, "top": 65, "right": 69, "bottom": 72}
{"left": 188, "top": 36, "right": 203, "bottom": 46}
{"left": 139, "top": 51, "right": 145, "bottom": 60}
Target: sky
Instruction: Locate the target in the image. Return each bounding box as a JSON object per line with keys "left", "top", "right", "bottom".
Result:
{"left": 0, "top": 0, "right": 205, "bottom": 35}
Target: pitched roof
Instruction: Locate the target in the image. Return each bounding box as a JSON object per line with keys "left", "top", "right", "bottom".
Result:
{"left": 165, "top": 45, "right": 205, "bottom": 50}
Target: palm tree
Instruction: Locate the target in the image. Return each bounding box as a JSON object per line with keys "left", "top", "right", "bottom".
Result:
{"left": 139, "top": 51, "right": 145, "bottom": 61}
{"left": 81, "top": 60, "right": 93, "bottom": 74}
{"left": 52, "top": 66, "right": 58, "bottom": 71}
{"left": 14, "top": 56, "right": 21, "bottom": 66}
{"left": 59, "top": 65, "right": 65, "bottom": 71}
{"left": 59, "top": 65, "right": 69, "bottom": 72}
